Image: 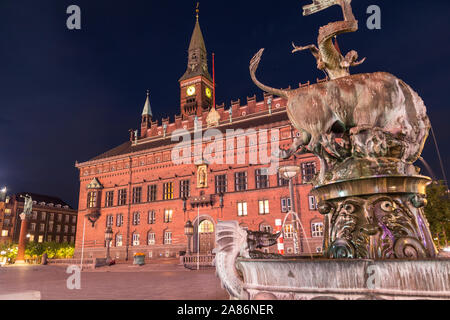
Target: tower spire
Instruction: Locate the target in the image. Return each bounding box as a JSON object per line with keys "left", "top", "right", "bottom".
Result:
{"left": 142, "top": 90, "right": 153, "bottom": 117}
{"left": 179, "top": 3, "right": 212, "bottom": 82}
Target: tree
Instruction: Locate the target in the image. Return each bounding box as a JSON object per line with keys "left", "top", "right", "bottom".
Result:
{"left": 424, "top": 181, "right": 450, "bottom": 249}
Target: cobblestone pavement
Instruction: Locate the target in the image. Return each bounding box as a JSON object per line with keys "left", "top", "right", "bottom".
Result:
{"left": 0, "top": 264, "right": 229, "bottom": 300}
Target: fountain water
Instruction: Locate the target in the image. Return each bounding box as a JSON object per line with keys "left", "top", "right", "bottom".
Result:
{"left": 214, "top": 0, "right": 449, "bottom": 300}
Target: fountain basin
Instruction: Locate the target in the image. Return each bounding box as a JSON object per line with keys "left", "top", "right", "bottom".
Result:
{"left": 236, "top": 258, "right": 450, "bottom": 300}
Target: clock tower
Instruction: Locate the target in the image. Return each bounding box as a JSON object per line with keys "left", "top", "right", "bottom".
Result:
{"left": 179, "top": 11, "right": 213, "bottom": 117}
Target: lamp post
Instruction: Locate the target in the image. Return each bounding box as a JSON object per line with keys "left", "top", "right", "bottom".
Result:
{"left": 279, "top": 166, "right": 301, "bottom": 255}
{"left": 0, "top": 187, "right": 6, "bottom": 202}
{"left": 104, "top": 226, "right": 113, "bottom": 265}
{"left": 184, "top": 220, "right": 194, "bottom": 255}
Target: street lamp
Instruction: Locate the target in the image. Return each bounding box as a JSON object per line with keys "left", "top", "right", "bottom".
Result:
{"left": 0, "top": 187, "right": 6, "bottom": 202}
{"left": 184, "top": 220, "right": 194, "bottom": 255}
{"left": 279, "top": 166, "right": 301, "bottom": 255}
{"left": 104, "top": 226, "right": 113, "bottom": 265}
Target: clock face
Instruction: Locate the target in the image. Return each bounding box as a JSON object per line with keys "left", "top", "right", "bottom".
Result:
{"left": 205, "top": 87, "right": 212, "bottom": 99}
{"left": 186, "top": 86, "right": 196, "bottom": 96}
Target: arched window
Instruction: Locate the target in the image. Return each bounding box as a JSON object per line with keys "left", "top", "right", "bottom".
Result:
{"left": 132, "top": 233, "right": 140, "bottom": 246}
{"left": 311, "top": 221, "right": 324, "bottom": 238}
{"left": 164, "top": 231, "right": 172, "bottom": 245}
{"left": 148, "top": 231, "right": 155, "bottom": 245}
{"left": 199, "top": 220, "right": 214, "bottom": 233}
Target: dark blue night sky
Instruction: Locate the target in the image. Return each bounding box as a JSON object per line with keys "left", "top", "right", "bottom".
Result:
{"left": 0, "top": 0, "right": 449, "bottom": 208}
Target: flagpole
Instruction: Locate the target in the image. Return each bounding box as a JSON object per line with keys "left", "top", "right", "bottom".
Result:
{"left": 197, "top": 205, "right": 200, "bottom": 270}
{"left": 80, "top": 216, "right": 86, "bottom": 270}
{"left": 212, "top": 53, "right": 216, "bottom": 109}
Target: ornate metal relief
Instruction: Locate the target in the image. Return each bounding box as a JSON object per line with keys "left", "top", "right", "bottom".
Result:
{"left": 323, "top": 194, "right": 435, "bottom": 259}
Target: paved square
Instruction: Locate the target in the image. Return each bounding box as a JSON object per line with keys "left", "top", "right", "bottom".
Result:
{"left": 0, "top": 264, "right": 229, "bottom": 300}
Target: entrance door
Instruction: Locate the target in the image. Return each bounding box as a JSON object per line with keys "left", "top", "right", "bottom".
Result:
{"left": 198, "top": 220, "right": 215, "bottom": 254}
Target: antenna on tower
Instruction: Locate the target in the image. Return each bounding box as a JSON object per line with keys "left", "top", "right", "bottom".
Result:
{"left": 196, "top": 2, "right": 200, "bottom": 21}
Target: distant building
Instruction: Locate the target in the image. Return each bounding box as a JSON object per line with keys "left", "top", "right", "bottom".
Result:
{"left": 0, "top": 193, "right": 78, "bottom": 245}
{"left": 74, "top": 15, "right": 324, "bottom": 261}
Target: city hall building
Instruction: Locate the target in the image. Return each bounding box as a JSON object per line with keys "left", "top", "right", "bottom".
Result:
{"left": 74, "top": 17, "right": 324, "bottom": 261}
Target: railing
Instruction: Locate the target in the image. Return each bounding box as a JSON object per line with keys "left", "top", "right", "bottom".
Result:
{"left": 182, "top": 254, "right": 215, "bottom": 269}
{"left": 47, "top": 258, "right": 106, "bottom": 269}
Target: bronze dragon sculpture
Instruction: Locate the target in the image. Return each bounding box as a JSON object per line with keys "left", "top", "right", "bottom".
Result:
{"left": 250, "top": 0, "right": 430, "bottom": 184}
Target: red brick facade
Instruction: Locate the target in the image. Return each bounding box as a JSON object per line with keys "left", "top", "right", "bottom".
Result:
{"left": 74, "top": 19, "right": 324, "bottom": 261}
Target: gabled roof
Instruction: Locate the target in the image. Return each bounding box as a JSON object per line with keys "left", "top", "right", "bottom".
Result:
{"left": 87, "top": 178, "right": 103, "bottom": 189}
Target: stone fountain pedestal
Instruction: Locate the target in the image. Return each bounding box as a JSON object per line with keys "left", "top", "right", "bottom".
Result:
{"left": 236, "top": 258, "right": 450, "bottom": 300}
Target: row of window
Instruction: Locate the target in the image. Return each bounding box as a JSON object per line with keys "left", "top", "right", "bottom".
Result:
{"left": 29, "top": 222, "right": 76, "bottom": 234}
{"left": 106, "top": 197, "right": 318, "bottom": 227}
{"left": 28, "top": 234, "right": 75, "bottom": 243}
{"left": 113, "top": 231, "right": 172, "bottom": 247}
{"left": 111, "top": 222, "right": 324, "bottom": 248}
{"left": 238, "top": 197, "right": 318, "bottom": 216}
{"left": 29, "top": 211, "right": 76, "bottom": 224}
{"left": 87, "top": 162, "right": 317, "bottom": 208}
{"left": 283, "top": 222, "right": 324, "bottom": 238}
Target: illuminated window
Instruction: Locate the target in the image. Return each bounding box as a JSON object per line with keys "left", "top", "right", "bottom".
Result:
{"left": 258, "top": 200, "right": 270, "bottom": 215}
{"left": 163, "top": 183, "right": 174, "bottom": 200}
{"left": 87, "top": 192, "right": 97, "bottom": 208}
{"left": 1, "top": 230, "right": 8, "bottom": 237}
{"left": 284, "top": 224, "right": 294, "bottom": 239}
{"left": 38, "top": 235, "right": 44, "bottom": 243}
{"left": 199, "top": 220, "right": 214, "bottom": 233}
{"left": 237, "top": 202, "right": 247, "bottom": 216}
{"left": 164, "top": 209, "right": 173, "bottom": 223}
{"left": 29, "top": 235, "right": 35, "bottom": 242}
